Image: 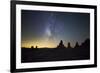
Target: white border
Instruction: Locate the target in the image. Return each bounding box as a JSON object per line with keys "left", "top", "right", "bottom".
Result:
{"left": 16, "top": 4, "right": 95, "bottom": 69}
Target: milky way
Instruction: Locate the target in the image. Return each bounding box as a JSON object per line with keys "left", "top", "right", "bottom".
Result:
{"left": 45, "top": 13, "right": 56, "bottom": 44}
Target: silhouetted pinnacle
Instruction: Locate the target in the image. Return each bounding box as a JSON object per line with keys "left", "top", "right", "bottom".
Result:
{"left": 80, "top": 38, "right": 90, "bottom": 49}
{"left": 67, "top": 42, "right": 72, "bottom": 48}
{"left": 31, "top": 46, "right": 34, "bottom": 48}
{"left": 57, "top": 40, "right": 66, "bottom": 48}
{"left": 59, "top": 40, "right": 63, "bottom": 45}
{"left": 36, "top": 46, "right": 38, "bottom": 48}
{"left": 74, "top": 42, "right": 79, "bottom": 48}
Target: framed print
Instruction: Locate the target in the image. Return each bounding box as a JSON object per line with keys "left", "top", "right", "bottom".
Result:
{"left": 10, "top": 0, "right": 97, "bottom": 72}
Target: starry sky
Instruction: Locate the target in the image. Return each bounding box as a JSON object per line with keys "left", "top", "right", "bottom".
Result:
{"left": 21, "top": 10, "right": 90, "bottom": 48}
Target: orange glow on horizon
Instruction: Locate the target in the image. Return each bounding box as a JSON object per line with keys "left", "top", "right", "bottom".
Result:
{"left": 21, "top": 40, "right": 58, "bottom": 48}
{"left": 21, "top": 38, "right": 78, "bottom": 48}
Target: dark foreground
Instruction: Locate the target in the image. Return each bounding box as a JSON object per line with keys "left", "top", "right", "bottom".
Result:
{"left": 21, "top": 47, "right": 90, "bottom": 63}
{"left": 21, "top": 39, "right": 90, "bottom": 63}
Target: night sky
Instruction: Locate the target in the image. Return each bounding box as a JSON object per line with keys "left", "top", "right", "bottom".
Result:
{"left": 21, "top": 10, "right": 90, "bottom": 48}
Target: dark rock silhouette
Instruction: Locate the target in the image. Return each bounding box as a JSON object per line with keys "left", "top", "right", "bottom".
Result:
{"left": 57, "top": 40, "right": 66, "bottom": 48}
{"left": 67, "top": 42, "right": 72, "bottom": 48}
{"left": 80, "top": 38, "right": 90, "bottom": 49}
{"left": 74, "top": 42, "right": 79, "bottom": 48}
{"left": 31, "top": 46, "right": 34, "bottom": 49}
{"left": 36, "top": 46, "right": 38, "bottom": 48}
